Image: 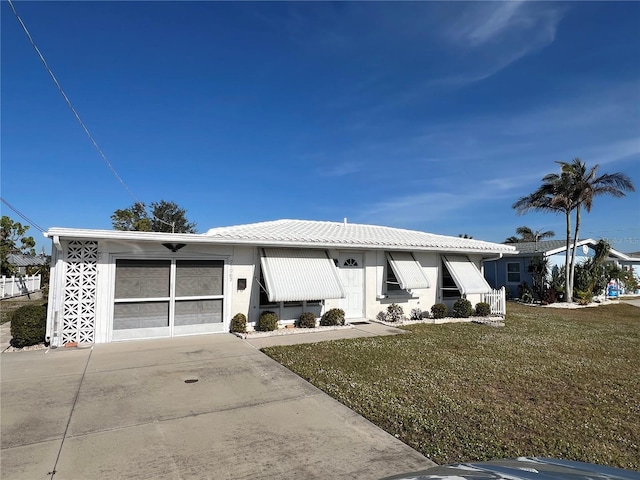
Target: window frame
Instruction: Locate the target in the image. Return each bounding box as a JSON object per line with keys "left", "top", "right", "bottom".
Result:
{"left": 506, "top": 262, "right": 521, "bottom": 284}
{"left": 384, "top": 259, "right": 412, "bottom": 297}
{"left": 440, "top": 260, "right": 462, "bottom": 299}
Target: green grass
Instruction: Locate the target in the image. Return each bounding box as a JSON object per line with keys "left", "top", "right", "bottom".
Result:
{"left": 263, "top": 302, "right": 640, "bottom": 469}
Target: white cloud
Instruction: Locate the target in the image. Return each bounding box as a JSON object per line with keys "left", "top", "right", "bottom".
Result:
{"left": 448, "top": 1, "right": 562, "bottom": 48}
{"left": 440, "top": 3, "right": 563, "bottom": 85}
{"left": 458, "top": 1, "right": 527, "bottom": 47}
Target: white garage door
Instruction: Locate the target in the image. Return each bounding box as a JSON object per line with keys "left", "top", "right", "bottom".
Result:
{"left": 112, "top": 259, "right": 225, "bottom": 341}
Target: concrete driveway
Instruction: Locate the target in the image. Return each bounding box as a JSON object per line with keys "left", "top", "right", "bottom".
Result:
{"left": 1, "top": 333, "right": 434, "bottom": 479}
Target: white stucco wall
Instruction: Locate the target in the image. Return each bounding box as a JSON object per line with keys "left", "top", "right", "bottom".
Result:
{"left": 47, "top": 237, "right": 496, "bottom": 344}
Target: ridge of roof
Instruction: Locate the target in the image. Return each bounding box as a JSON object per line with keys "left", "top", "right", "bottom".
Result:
{"left": 205, "top": 219, "right": 516, "bottom": 253}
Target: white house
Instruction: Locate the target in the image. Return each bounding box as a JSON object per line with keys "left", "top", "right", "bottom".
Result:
{"left": 44, "top": 219, "right": 516, "bottom": 346}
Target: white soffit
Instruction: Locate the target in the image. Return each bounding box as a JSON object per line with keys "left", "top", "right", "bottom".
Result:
{"left": 443, "top": 255, "right": 491, "bottom": 295}
{"left": 260, "top": 248, "right": 346, "bottom": 302}
{"left": 386, "top": 252, "right": 430, "bottom": 290}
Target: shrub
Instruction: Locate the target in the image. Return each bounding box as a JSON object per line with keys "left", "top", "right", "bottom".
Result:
{"left": 385, "top": 303, "right": 404, "bottom": 322}
{"left": 420, "top": 310, "right": 431, "bottom": 319}
{"left": 543, "top": 287, "right": 559, "bottom": 305}
{"left": 256, "top": 311, "right": 279, "bottom": 331}
{"left": 230, "top": 313, "right": 247, "bottom": 333}
{"left": 297, "top": 312, "right": 317, "bottom": 328}
{"left": 431, "top": 303, "right": 448, "bottom": 319}
{"left": 376, "top": 311, "right": 387, "bottom": 322}
{"left": 410, "top": 308, "right": 422, "bottom": 320}
{"left": 10, "top": 303, "right": 47, "bottom": 348}
{"left": 320, "top": 308, "right": 345, "bottom": 326}
{"left": 475, "top": 302, "right": 491, "bottom": 317}
{"left": 453, "top": 298, "right": 473, "bottom": 318}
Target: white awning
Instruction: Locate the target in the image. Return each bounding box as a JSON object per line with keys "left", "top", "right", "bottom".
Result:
{"left": 260, "top": 248, "right": 346, "bottom": 302}
{"left": 443, "top": 255, "right": 491, "bottom": 295}
{"left": 386, "top": 252, "right": 430, "bottom": 290}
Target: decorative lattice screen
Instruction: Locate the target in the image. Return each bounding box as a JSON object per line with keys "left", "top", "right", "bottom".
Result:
{"left": 61, "top": 240, "right": 98, "bottom": 344}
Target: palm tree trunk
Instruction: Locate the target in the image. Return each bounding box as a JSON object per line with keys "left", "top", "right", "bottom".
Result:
{"left": 569, "top": 205, "right": 582, "bottom": 302}
{"left": 564, "top": 210, "right": 571, "bottom": 302}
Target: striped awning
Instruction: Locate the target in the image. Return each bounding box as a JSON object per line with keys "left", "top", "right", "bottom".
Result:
{"left": 260, "top": 248, "right": 346, "bottom": 302}
{"left": 386, "top": 252, "right": 430, "bottom": 290}
{"left": 443, "top": 255, "right": 491, "bottom": 295}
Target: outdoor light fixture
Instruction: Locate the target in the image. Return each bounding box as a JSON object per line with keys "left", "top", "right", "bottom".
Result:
{"left": 162, "top": 243, "right": 186, "bottom": 252}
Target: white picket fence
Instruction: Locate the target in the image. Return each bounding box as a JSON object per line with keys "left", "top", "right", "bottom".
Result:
{"left": 0, "top": 275, "right": 42, "bottom": 298}
{"left": 482, "top": 287, "right": 506, "bottom": 316}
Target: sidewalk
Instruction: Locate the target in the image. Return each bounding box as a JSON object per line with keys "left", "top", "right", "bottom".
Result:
{"left": 1, "top": 320, "right": 12, "bottom": 352}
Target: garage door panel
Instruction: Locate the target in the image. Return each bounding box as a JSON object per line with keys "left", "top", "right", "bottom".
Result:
{"left": 113, "top": 302, "right": 169, "bottom": 330}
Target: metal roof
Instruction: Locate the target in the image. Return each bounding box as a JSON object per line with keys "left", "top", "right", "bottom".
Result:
{"left": 205, "top": 220, "right": 517, "bottom": 254}
{"left": 7, "top": 254, "right": 48, "bottom": 267}
{"left": 45, "top": 220, "right": 517, "bottom": 254}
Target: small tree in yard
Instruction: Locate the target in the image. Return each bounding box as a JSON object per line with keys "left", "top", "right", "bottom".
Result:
{"left": 1, "top": 216, "right": 36, "bottom": 276}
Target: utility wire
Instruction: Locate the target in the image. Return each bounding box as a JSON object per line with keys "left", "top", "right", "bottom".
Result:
{"left": 1, "top": 197, "right": 46, "bottom": 233}
{"left": 7, "top": 0, "right": 141, "bottom": 204}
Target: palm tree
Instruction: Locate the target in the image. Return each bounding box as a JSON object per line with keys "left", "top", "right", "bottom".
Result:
{"left": 513, "top": 175, "right": 574, "bottom": 300}
{"left": 513, "top": 158, "right": 635, "bottom": 301}
{"left": 504, "top": 226, "right": 555, "bottom": 243}
{"left": 560, "top": 159, "right": 635, "bottom": 298}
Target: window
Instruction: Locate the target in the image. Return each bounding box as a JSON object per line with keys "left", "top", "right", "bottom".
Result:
{"left": 441, "top": 261, "right": 461, "bottom": 298}
{"left": 343, "top": 258, "right": 359, "bottom": 267}
{"left": 507, "top": 262, "right": 521, "bottom": 283}
{"left": 258, "top": 268, "right": 276, "bottom": 306}
{"left": 386, "top": 261, "right": 404, "bottom": 294}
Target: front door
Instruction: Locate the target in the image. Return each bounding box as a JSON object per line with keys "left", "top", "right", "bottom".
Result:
{"left": 338, "top": 253, "right": 364, "bottom": 318}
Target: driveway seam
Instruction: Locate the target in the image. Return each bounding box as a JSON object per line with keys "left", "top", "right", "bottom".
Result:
{"left": 62, "top": 391, "right": 325, "bottom": 440}
{"left": 79, "top": 351, "right": 261, "bottom": 375}
{"left": 49, "top": 346, "right": 93, "bottom": 479}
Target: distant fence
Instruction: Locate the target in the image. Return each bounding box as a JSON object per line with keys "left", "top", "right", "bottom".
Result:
{"left": 482, "top": 287, "right": 506, "bottom": 315}
{"left": 0, "top": 275, "right": 42, "bottom": 298}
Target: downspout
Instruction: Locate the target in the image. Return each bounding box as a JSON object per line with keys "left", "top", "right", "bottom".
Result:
{"left": 481, "top": 253, "right": 503, "bottom": 289}
{"left": 46, "top": 236, "right": 64, "bottom": 347}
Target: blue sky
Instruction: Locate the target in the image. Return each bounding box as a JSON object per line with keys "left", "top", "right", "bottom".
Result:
{"left": 2, "top": 1, "right": 639, "bottom": 254}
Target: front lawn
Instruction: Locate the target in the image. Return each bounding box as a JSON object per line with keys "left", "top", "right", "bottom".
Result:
{"left": 263, "top": 302, "right": 640, "bottom": 470}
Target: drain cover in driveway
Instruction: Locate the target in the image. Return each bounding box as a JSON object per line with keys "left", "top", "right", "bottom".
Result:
{"left": 350, "top": 321, "right": 370, "bottom": 325}
{"left": 184, "top": 379, "right": 199, "bottom": 384}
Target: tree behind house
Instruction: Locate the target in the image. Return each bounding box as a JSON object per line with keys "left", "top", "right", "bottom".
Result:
{"left": 111, "top": 200, "right": 197, "bottom": 233}
{"left": 504, "top": 226, "right": 555, "bottom": 243}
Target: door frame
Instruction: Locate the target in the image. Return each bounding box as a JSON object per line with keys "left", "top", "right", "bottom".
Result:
{"left": 338, "top": 252, "right": 364, "bottom": 318}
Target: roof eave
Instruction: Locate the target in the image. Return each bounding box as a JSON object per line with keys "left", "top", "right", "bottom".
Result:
{"left": 44, "top": 228, "right": 517, "bottom": 255}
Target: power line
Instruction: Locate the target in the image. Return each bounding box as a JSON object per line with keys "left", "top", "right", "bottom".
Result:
{"left": 7, "top": 0, "right": 140, "bottom": 204}
{"left": 1, "top": 197, "right": 46, "bottom": 233}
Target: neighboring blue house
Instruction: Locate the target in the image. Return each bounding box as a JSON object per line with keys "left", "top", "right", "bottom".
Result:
{"left": 483, "top": 238, "right": 640, "bottom": 299}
